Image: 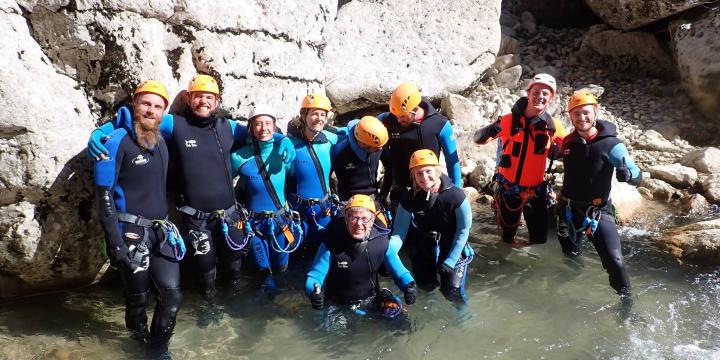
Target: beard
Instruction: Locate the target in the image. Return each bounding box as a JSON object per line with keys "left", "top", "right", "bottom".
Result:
{"left": 134, "top": 115, "right": 161, "bottom": 149}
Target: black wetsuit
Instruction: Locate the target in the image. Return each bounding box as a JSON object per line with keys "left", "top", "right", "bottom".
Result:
{"left": 94, "top": 110, "right": 181, "bottom": 356}
{"left": 558, "top": 120, "right": 642, "bottom": 295}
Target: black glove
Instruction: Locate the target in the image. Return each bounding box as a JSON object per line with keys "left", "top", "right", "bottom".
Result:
{"left": 108, "top": 245, "right": 132, "bottom": 270}
{"left": 438, "top": 263, "right": 454, "bottom": 277}
{"left": 404, "top": 282, "right": 417, "bottom": 305}
{"left": 473, "top": 120, "right": 502, "bottom": 144}
{"left": 310, "top": 283, "right": 324, "bottom": 310}
{"left": 616, "top": 158, "right": 632, "bottom": 183}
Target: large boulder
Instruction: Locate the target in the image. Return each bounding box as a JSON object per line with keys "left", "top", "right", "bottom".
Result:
{"left": 26, "top": 0, "right": 336, "bottom": 126}
{"left": 610, "top": 180, "right": 645, "bottom": 223}
{"left": 702, "top": 174, "right": 720, "bottom": 204}
{"left": 671, "top": 8, "right": 720, "bottom": 120}
{"left": 681, "top": 147, "right": 720, "bottom": 174}
{"left": 323, "top": 0, "right": 502, "bottom": 113}
{"left": 584, "top": 0, "right": 700, "bottom": 30}
{"left": 662, "top": 218, "right": 720, "bottom": 265}
{"left": 0, "top": 9, "right": 103, "bottom": 297}
{"left": 633, "top": 129, "right": 681, "bottom": 153}
{"left": 648, "top": 163, "right": 698, "bottom": 188}
{"left": 580, "top": 28, "right": 676, "bottom": 79}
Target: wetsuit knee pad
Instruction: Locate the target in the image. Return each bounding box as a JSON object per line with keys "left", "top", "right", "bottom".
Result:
{"left": 157, "top": 288, "right": 182, "bottom": 316}
{"left": 124, "top": 291, "right": 149, "bottom": 330}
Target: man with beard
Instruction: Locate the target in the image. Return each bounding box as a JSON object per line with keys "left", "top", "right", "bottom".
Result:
{"left": 557, "top": 92, "right": 641, "bottom": 295}
{"left": 94, "top": 80, "right": 185, "bottom": 359}
{"left": 474, "top": 74, "right": 568, "bottom": 247}
{"left": 87, "top": 75, "right": 293, "bottom": 306}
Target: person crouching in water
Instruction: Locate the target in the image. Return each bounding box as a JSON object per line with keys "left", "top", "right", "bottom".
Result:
{"left": 94, "top": 80, "right": 185, "bottom": 359}
{"left": 390, "top": 150, "right": 474, "bottom": 304}
{"left": 232, "top": 106, "right": 300, "bottom": 292}
{"left": 557, "top": 92, "right": 642, "bottom": 296}
{"left": 305, "top": 195, "right": 416, "bottom": 318}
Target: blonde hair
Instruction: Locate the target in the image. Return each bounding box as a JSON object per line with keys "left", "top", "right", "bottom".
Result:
{"left": 410, "top": 165, "right": 442, "bottom": 193}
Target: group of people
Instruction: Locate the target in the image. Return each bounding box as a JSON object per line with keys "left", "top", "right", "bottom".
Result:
{"left": 89, "top": 72, "right": 641, "bottom": 359}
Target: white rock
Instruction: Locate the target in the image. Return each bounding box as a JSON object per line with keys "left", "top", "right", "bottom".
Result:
{"left": 639, "top": 178, "right": 683, "bottom": 200}
{"left": 495, "top": 65, "right": 523, "bottom": 89}
{"left": 672, "top": 9, "right": 720, "bottom": 120}
{"left": 323, "top": 0, "right": 502, "bottom": 113}
{"left": 610, "top": 180, "right": 645, "bottom": 223}
{"left": 682, "top": 194, "right": 710, "bottom": 215}
{"left": 634, "top": 129, "right": 681, "bottom": 152}
{"left": 662, "top": 218, "right": 720, "bottom": 265}
{"left": 681, "top": 147, "right": 720, "bottom": 174}
{"left": 492, "top": 54, "right": 521, "bottom": 73}
{"left": 466, "top": 158, "right": 497, "bottom": 189}
{"left": 648, "top": 163, "right": 698, "bottom": 188}
{"left": 584, "top": 0, "right": 699, "bottom": 30}
{"left": 702, "top": 174, "right": 720, "bottom": 204}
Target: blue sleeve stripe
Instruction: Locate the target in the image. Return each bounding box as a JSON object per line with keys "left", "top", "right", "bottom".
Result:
{"left": 305, "top": 243, "right": 331, "bottom": 296}
{"left": 390, "top": 205, "right": 412, "bottom": 242}
{"left": 443, "top": 198, "right": 472, "bottom": 268}
{"left": 159, "top": 114, "right": 174, "bottom": 139}
{"left": 94, "top": 130, "right": 125, "bottom": 187}
{"left": 385, "top": 239, "right": 414, "bottom": 290}
{"left": 609, "top": 143, "right": 641, "bottom": 179}
{"left": 439, "top": 121, "right": 462, "bottom": 186}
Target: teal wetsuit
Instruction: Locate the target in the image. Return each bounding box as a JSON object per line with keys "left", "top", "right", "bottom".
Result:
{"left": 233, "top": 137, "right": 299, "bottom": 289}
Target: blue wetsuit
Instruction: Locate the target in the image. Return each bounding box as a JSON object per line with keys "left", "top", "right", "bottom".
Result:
{"left": 288, "top": 125, "right": 341, "bottom": 261}
{"left": 378, "top": 98, "right": 462, "bottom": 206}
{"left": 93, "top": 107, "right": 182, "bottom": 356}
{"left": 233, "top": 137, "right": 299, "bottom": 289}
{"left": 305, "top": 217, "right": 414, "bottom": 305}
{"left": 557, "top": 119, "right": 641, "bottom": 295}
{"left": 331, "top": 120, "right": 384, "bottom": 201}
{"left": 390, "top": 174, "right": 473, "bottom": 304}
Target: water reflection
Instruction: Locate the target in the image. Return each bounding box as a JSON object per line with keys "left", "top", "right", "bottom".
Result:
{"left": 1, "top": 207, "right": 719, "bottom": 359}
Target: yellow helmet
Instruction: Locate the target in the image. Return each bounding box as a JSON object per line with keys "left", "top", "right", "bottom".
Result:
{"left": 345, "top": 194, "right": 376, "bottom": 214}
{"left": 389, "top": 82, "right": 422, "bottom": 117}
{"left": 134, "top": 80, "right": 169, "bottom": 108}
{"left": 301, "top": 92, "right": 332, "bottom": 111}
{"left": 568, "top": 91, "right": 598, "bottom": 112}
{"left": 409, "top": 149, "right": 439, "bottom": 170}
{"left": 354, "top": 116, "right": 388, "bottom": 149}
{"left": 187, "top": 74, "right": 220, "bottom": 95}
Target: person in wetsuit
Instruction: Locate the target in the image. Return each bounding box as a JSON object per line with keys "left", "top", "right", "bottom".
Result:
{"left": 287, "top": 92, "right": 342, "bottom": 262}
{"left": 232, "top": 106, "right": 301, "bottom": 291}
{"left": 390, "top": 149, "right": 474, "bottom": 304}
{"left": 378, "top": 82, "right": 462, "bottom": 209}
{"left": 473, "top": 74, "right": 568, "bottom": 247}
{"left": 87, "top": 75, "right": 293, "bottom": 303}
{"left": 305, "top": 194, "right": 416, "bottom": 315}
{"left": 557, "top": 92, "right": 642, "bottom": 295}
{"left": 94, "top": 80, "right": 185, "bottom": 359}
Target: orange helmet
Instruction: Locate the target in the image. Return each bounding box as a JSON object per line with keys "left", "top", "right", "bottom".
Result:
{"left": 409, "top": 149, "right": 439, "bottom": 170}
{"left": 389, "top": 82, "right": 422, "bottom": 117}
{"left": 345, "top": 194, "right": 376, "bottom": 213}
{"left": 354, "top": 116, "right": 388, "bottom": 149}
{"left": 134, "top": 80, "right": 169, "bottom": 108}
{"left": 301, "top": 92, "right": 332, "bottom": 111}
{"left": 187, "top": 74, "right": 220, "bottom": 95}
{"left": 568, "top": 92, "right": 598, "bottom": 112}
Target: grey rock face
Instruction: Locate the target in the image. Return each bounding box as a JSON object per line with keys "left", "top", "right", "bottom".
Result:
{"left": 323, "top": 0, "right": 502, "bottom": 113}
{"left": 662, "top": 218, "right": 720, "bottom": 265}
{"left": 584, "top": 0, "right": 699, "bottom": 30}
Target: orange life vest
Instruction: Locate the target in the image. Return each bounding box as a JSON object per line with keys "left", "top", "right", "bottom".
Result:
{"left": 496, "top": 111, "right": 566, "bottom": 187}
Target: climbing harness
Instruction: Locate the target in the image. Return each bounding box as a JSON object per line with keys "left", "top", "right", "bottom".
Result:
{"left": 564, "top": 198, "right": 605, "bottom": 237}
{"left": 177, "top": 204, "right": 250, "bottom": 252}
{"left": 117, "top": 213, "right": 186, "bottom": 261}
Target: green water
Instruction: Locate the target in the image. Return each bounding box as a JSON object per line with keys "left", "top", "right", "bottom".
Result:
{"left": 2, "top": 209, "right": 719, "bottom": 360}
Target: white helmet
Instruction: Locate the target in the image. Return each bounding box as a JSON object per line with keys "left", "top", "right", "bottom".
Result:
{"left": 248, "top": 105, "right": 276, "bottom": 122}
{"left": 527, "top": 73, "right": 557, "bottom": 94}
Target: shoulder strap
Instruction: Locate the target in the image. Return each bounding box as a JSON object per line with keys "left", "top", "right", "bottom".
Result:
{"left": 305, "top": 140, "right": 328, "bottom": 195}
{"left": 253, "top": 141, "right": 284, "bottom": 211}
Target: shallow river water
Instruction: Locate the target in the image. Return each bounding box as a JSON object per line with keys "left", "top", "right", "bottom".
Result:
{"left": 2, "top": 208, "right": 719, "bottom": 360}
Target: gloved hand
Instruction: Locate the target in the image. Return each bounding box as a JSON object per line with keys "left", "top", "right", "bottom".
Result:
{"left": 108, "top": 245, "right": 132, "bottom": 270}
{"left": 473, "top": 119, "right": 502, "bottom": 144}
{"left": 87, "top": 129, "right": 110, "bottom": 160}
{"left": 278, "top": 136, "right": 295, "bottom": 165}
{"left": 438, "top": 263, "right": 454, "bottom": 277}
{"left": 616, "top": 158, "right": 632, "bottom": 183}
{"left": 310, "top": 283, "right": 324, "bottom": 310}
{"left": 404, "top": 282, "right": 417, "bottom": 305}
